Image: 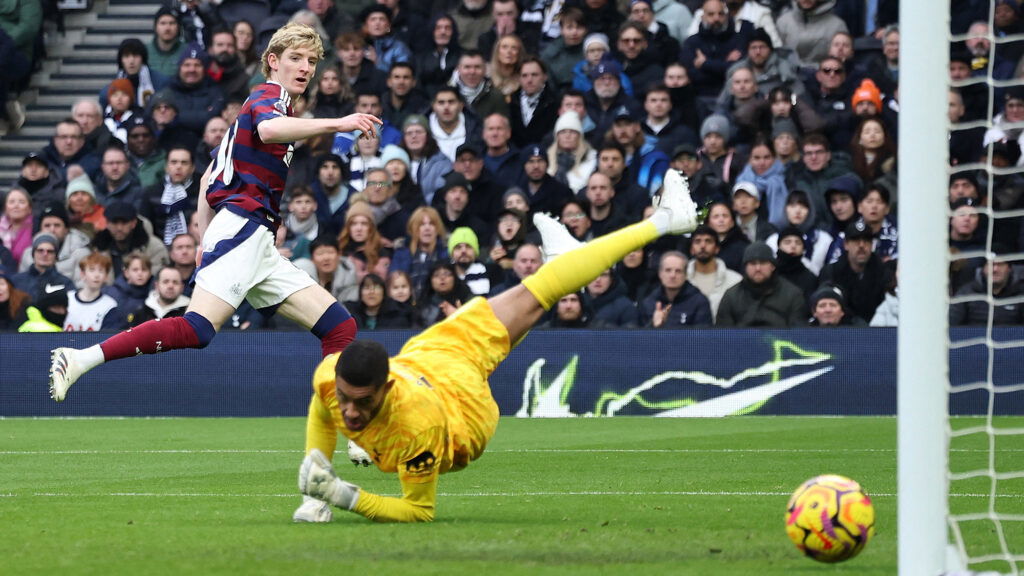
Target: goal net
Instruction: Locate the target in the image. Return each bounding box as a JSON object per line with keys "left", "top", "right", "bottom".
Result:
{"left": 901, "top": 0, "right": 1024, "bottom": 574}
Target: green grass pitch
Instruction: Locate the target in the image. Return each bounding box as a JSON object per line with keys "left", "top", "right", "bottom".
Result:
{"left": 0, "top": 417, "right": 1019, "bottom": 575}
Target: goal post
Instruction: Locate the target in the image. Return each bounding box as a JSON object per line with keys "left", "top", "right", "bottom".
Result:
{"left": 898, "top": 0, "right": 953, "bottom": 574}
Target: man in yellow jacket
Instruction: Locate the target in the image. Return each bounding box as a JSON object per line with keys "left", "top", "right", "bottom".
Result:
{"left": 296, "top": 171, "right": 699, "bottom": 523}
{"left": 18, "top": 282, "right": 68, "bottom": 332}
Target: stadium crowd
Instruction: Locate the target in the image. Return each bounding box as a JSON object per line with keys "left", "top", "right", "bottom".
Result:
{"left": 3, "top": 0, "right": 1024, "bottom": 333}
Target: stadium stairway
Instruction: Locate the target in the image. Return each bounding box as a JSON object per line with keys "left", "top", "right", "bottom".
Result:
{"left": 0, "top": 0, "right": 161, "bottom": 188}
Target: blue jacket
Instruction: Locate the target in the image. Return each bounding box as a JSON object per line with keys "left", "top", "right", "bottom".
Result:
{"left": 587, "top": 274, "right": 639, "bottom": 328}
{"left": 640, "top": 282, "right": 713, "bottom": 328}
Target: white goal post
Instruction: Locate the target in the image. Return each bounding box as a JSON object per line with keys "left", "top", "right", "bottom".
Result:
{"left": 898, "top": 0, "right": 952, "bottom": 574}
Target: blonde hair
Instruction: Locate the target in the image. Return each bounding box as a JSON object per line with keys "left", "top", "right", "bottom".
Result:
{"left": 406, "top": 206, "right": 445, "bottom": 254}
{"left": 261, "top": 22, "right": 325, "bottom": 79}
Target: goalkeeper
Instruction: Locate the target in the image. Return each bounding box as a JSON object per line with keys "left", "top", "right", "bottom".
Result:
{"left": 295, "top": 171, "right": 699, "bottom": 523}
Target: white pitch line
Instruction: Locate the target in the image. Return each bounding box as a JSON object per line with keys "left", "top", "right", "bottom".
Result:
{"left": 3, "top": 491, "right": 1023, "bottom": 499}
{"left": 0, "top": 448, "right": 1017, "bottom": 455}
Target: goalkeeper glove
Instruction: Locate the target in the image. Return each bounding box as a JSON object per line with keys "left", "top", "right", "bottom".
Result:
{"left": 298, "top": 449, "right": 360, "bottom": 510}
{"left": 347, "top": 439, "right": 373, "bottom": 467}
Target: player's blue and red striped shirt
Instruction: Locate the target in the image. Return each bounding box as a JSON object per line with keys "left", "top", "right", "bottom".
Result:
{"left": 206, "top": 82, "right": 294, "bottom": 231}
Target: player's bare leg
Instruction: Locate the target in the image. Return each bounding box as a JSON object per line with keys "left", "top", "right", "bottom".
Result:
{"left": 491, "top": 169, "right": 698, "bottom": 344}
{"left": 49, "top": 287, "right": 235, "bottom": 402}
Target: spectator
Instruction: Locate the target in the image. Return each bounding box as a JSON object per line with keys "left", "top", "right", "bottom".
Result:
{"left": 280, "top": 185, "right": 322, "bottom": 262}
{"left": 614, "top": 21, "right": 664, "bottom": 97}
{"left": 148, "top": 7, "right": 188, "bottom": 79}
{"left": 543, "top": 291, "right": 592, "bottom": 328}
{"left": 583, "top": 171, "right": 631, "bottom": 238}
{"left": 231, "top": 19, "right": 259, "bottom": 76}
{"left": 509, "top": 57, "right": 559, "bottom": 149}
{"left": 785, "top": 133, "right": 853, "bottom": 229}
{"left": 171, "top": 0, "right": 222, "bottom": 47}
{"left": 449, "top": 226, "right": 500, "bottom": 297}
{"left": 449, "top": 143, "right": 502, "bottom": 223}
{"left": 154, "top": 43, "right": 226, "bottom": 137}
{"left": 595, "top": 142, "right": 650, "bottom": 221}
{"left": 100, "top": 249, "right": 154, "bottom": 329}
{"left": 686, "top": 224, "right": 741, "bottom": 321}
{"left": 206, "top": 27, "right": 251, "bottom": 102}
{"left": 167, "top": 233, "right": 197, "bottom": 296}
{"left": 827, "top": 183, "right": 898, "bottom": 264}
{"left": 983, "top": 86, "right": 1024, "bottom": 153}
{"left": 641, "top": 85, "right": 698, "bottom": 156}
{"left": 309, "top": 153, "right": 352, "bottom": 235}
{"left": 360, "top": 5, "right": 411, "bottom": 74}
{"left": 819, "top": 220, "right": 893, "bottom": 323}
{"left": 308, "top": 65, "right": 350, "bottom": 120}
{"left": 334, "top": 91, "right": 401, "bottom": 158}
{"left": 823, "top": 174, "right": 863, "bottom": 240}
{"left": 124, "top": 116, "right": 168, "bottom": 190}
{"left": 964, "top": 21, "right": 1015, "bottom": 83}
{"left": 1, "top": 187, "right": 33, "bottom": 267}
{"left": 805, "top": 57, "right": 855, "bottom": 152}
{"left": 540, "top": 6, "right": 587, "bottom": 91}
{"left": 122, "top": 265, "right": 189, "bottom": 327}
{"left": 688, "top": 0, "right": 779, "bottom": 45}
{"left": 772, "top": 225, "right": 819, "bottom": 301}
{"left": 482, "top": 113, "right": 521, "bottom": 185}
{"left": 299, "top": 235, "right": 359, "bottom": 304}
{"left": 400, "top": 115, "right": 452, "bottom": 207}
{"left": 849, "top": 117, "right": 895, "bottom": 185}
{"left": 651, "top": 0, "right": 693, "bottom": 43}
{"left": 776, "top": 0, "right": 848, "bottom": 66}
{"left": 585, "top": 58, "right": 643, "bottom": 143}
{"left": 194, "top": 115, "right": 228, "bottom": 175}
{"left": 733, "top": 86, "right": 824, "bottom": 145}
{"left": 705, "top": 200, "right": 750, "bottom": 272}
{"left": 573, "top": 33, "right": 635, "bottom": 97}
{"left": 606, "top": 107, "right": 670, "bottom": 197}
{"left": 65, "top": 173, "right": 107, "bottom": 236}
{"left": 13, "top": 153, "right": 64, "bottom": 221}
{"left": 765, "top": 189, "right": 833, "bottom": 275}
{"left": 715, "top": 65, "right": 760, "bottom": 133}
{"left": 18, "top": 202, "right": 91, "bottom": 282}
{"left": 627, "top": 0, "right": 680, "bottom": 69}
{"left": 488, "top": 207, "right": 528, "bottom": 271}
{"left": 100, "top": 38, "right": 170, "bottom": 110}
{"left": 416, "top": 259, "right": 472, "bottom": 327}
{"left": 480, "top": 0, "right": 540, "bottom": 57}
{"left": 732, "top": 28, "right": 805, "bottom": 101}
{"left": 772, "top": 117, "right": 803, "bottom": 166}
{"left": 0, "top": 0, "right": 39, "bottom": 131}
{"left": 737, "top": 136, "right": 790, "bottom": 228}
{"left": 358, "top": 167, "right": 410, "bottom": 245}
{"left": 385, "top": 269, "right": 417, "bottom": 322}
{"left": 345, "top": 272, "right": 413, "bottom": 329}
{"left": 10, "top": 232, "right": 75, "bottom": 296}
{"left": 808, "top": 283, "right": 865, "bottom": 326}
{"left": 451, "top": 0, "right": 495, "bottom": 52}
{"left": 699, "top": 114, "right": 745, "bottom": 184}
{"left": 380, "top": 144, "right": 421, "bottom": 213}
{"left": 639, "top": 250, "right": 713, "bottom": 328}
{"left": 39, "top": 118, "right": 101, "bottom": 182}
{"left": 381, "top": 62, "right": 427, "bottom": 134}
{"left": 583, "top": 267, "right": 639, "bottom": 328}
{"left": 429, "top": 87, "right": 482, "bottom": 163}
{"left": 560, "top": 198, "right": 594, "bottom": 243}
{"left": 337, "top": 201, "right": 383, "bottom": 277}
{"left": 489, "top": 242, "right": 542, "bottom": 295}
{"left": 141, "top": 147, "right": 199, "bottom": 244}
{"left": 449, "top": 50, "right": 508, "bottom": 121}
{"left": 680, "top": 0, "right": 753, "bottom": 101}
{"left": 870, "top": 261, "right": 899, "bottom": 327}
{"left": 948, "top": 88, "right": 985, "bottom": 167}
{"left": 415, "top": 15, "right": 461, "bottom": 98}
{"left": 670, "top": 143, "right": 728, "bottom": 207}
{"left": 95, "top": 146, "right": 144, "bottom": 210}
{"left": 149, "top": 93, "right": 200, "bottom": 153}
{"left": 390, "top": 206, "right": 448, "bottom": 301}
{"left": 547, "top": 111, "right": 597, "bottom": 193}
{"left": 717, "top": 241, "right": 808, "bottom": 327}
{"left": 0, "top": 264, "right": 29, "bottom": 331}
{"left": 949, "top": 256, "right": 1024, "bottom": 325}
{"left": 487, "top": 33, "right": 526, "bottom": 99}
{"left": 18, "top": 282, "right": 68, "bottom": 333}
{"left": 517, "top": 145, "right": 574, "bottom": 218}
{"left": 103, "top": 79, "right": 144, "bottom": 145}
{"left": 949, "top": 197, "right": 987, "bottom": 293}
{"left": 731, "top": 180, "right": 775, "bottom": 243}
{"left": 343, "top": 126, "right": 384, "bottom": 194}
{"left": 329, "top": 32, "right": 386, "bottom": 99}
{"left": 90, "top": 201, "right": 169, "bottom": 281}
{"left": 73, "top": 99, "right": 114, "bottom": 161}
{"left": 435, "top": 169, "right": 490, "bottom": 242}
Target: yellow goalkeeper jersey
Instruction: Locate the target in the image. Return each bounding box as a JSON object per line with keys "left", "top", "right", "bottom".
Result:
{"left": 306, "top": 297, "right": 508, "bottom": 522}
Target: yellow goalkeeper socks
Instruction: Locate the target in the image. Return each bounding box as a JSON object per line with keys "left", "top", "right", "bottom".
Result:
{"left": 523, "top": 220, "right": 659, "bottom": 310}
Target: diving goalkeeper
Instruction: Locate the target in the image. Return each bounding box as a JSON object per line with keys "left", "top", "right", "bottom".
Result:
{"left": 294, "top": 171, "right": 699, "bottom": 523}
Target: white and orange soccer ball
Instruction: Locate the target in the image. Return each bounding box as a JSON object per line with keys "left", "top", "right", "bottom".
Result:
{"left": 785, "top": 474, "right": 875, "bottom": 563}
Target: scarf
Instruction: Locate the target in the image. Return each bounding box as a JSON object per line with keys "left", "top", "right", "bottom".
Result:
{"left": 368, "top": 197, "right": 402, "bottom": 224}
{"left": 160, "top": 175, "right": 191, "bottom": 245}
{"left": 286, "top": 213, "right": 318, "bottom": 240}
{"left": 120, "top": 67, "right": 156, "bottom": 108}
{"left": 453, "top": 72, "right": 485, "bottom": 104}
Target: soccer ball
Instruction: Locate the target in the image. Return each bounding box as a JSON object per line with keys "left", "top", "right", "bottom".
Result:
{"left": 785, "top": 474, "right": 875, "bottom": 563}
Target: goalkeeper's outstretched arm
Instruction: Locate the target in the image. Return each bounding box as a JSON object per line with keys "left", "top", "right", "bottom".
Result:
{"left": 299, "top": 448, "right": 437, "bottom": 522}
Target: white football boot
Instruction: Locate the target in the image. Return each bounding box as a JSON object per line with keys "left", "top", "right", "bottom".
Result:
{"left": 533, "top": 213, "right": 583, "bottom": 263}
{"left": 292, "top": 495, "right": 333, "bottom": 523}
{"left": 653, "top": 169, "right": 699, "bottom": 235}
{"left": 49, "top": 347, "right": 86, "bottom": 402}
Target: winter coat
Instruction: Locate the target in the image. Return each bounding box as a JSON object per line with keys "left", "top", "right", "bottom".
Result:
{"left": 586, "top": 274, "right": 639, "bottom": 328}
{"left": 949, "top": 276, "right": 1024, "bottom": 326}
{"left": 716, "top": 275, "right": 809, "bottom": 327}
{"left": 154, "top": 77, "right": 225, "bottom": 135}
{"left": 653, "top": 0, "right": 694, "bottom": 42}
{"left": 127, "top": 291, "right": 190, "bottom": 326}
{"left": 818, "top": 253, "right": 893, "bottom": 323}
{"left": 19, "top": 228, "right": 91, "bottom": 283}
{"left": 344, "top": 297, "right": 414, "bottom": 329}
{"left": 509, "top": 85, "right": 560, "bottom": 149}
{"left": 10, "top": 265, "right": 75, "bottom": 299}
{"left": 414, "top": 153, "right": 454, "bottom": 207}
{"left": 776, "top": 0, "right": 849, "bottom": 66}
{"left": 686, "top": 257, "right": 742, "bottom": 321}
{"left": 869, "top": 290, "right": 899, "bottom": 327}
{"left": 101, "top": 276, "right": 152, "bottom": 329}
{"left": 91, "top": 224, "right": 170, "bottom": 282}
{"left": 540, "top": 38, "right": 584, "bottom": 90}
{"left": 639, "top": 282, "right": 713, "bottom": 328}
{"left": 680, "top": 18, "right": 754, "bottom": 97}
